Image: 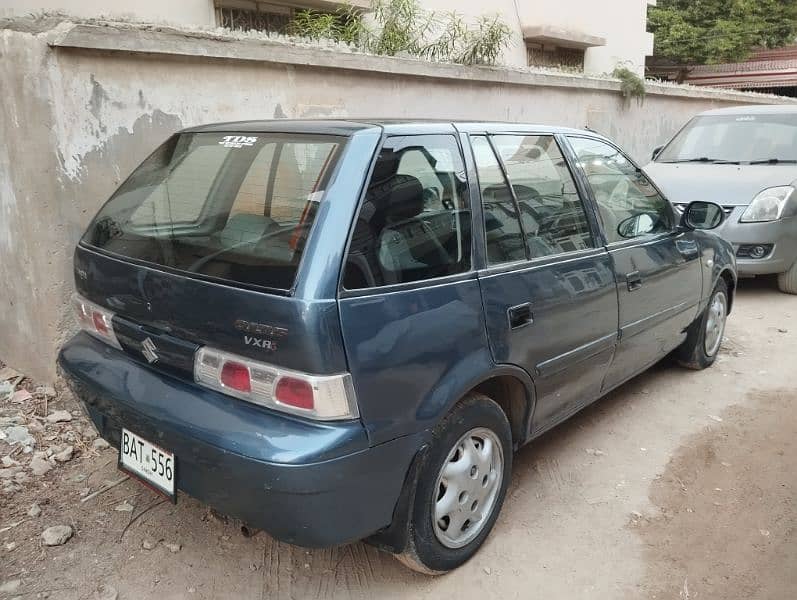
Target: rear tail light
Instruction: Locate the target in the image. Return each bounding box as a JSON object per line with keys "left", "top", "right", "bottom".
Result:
{"left": 194, "top": 347, "right": 358, "bottom": 421}
{"left": 220, "top": 361, "right": 252, "bottom": 393}
{"left": 274, "top": 376, "right": 314, "bottom": 410}
{"left": 73, "top": 294, "right": 122, "bottom": 350}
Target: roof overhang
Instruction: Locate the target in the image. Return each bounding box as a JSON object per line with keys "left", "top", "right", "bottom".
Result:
{"left": 522, "top": 25, "right": 606, "bottom": 49}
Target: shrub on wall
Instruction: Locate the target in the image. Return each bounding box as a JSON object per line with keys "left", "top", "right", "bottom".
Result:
{"left": 287, "top": 0, "right": 513, "bottom": 67}
{"left": 612, "top": 64, "right": 647, "bottom": 106}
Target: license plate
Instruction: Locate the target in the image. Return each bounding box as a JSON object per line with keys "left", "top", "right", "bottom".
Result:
{"left": 119, "top": 428, "right": 176, "bottom": 499}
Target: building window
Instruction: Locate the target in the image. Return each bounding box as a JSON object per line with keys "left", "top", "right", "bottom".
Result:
{"left": 215, "top": 1, "right": 300, "bottom": 33}
{"left": 526, "top": 42, "right": 585, "bottom": 70}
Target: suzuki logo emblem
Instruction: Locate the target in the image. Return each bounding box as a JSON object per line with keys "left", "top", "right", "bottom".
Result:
{"left": 141, "top": 337, "right": 159, "bottom": 364}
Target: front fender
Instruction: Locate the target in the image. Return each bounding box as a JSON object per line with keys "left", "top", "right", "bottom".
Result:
{"left": 696, "top": 231, "right": 737, "bottom": 314}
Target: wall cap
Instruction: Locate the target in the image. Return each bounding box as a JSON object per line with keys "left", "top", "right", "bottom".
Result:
{"left": 36, "top": 20, "right": 797, "bottom": 106}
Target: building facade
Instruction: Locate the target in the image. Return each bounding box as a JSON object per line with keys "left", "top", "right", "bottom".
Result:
{"left": 0, "top": 0, "right": 656, "bottom": 75}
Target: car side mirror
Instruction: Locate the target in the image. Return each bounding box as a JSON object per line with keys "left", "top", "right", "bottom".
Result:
{"left": 651, "top": 145, "right": 663, "bottom": 161}
{"left": 681, "top": 201, "right": 725, "bottom": 230}
{"left": 617, "top": 212, "right": 658, "bottom": 239}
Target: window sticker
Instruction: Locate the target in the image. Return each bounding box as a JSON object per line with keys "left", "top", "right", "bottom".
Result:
{"left": 219, "top": 135, "right": 258, "bottom": 148}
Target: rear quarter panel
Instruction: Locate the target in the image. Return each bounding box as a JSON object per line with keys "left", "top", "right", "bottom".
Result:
{"left": 339, "top": 277, "right": 497, "bottom": 445}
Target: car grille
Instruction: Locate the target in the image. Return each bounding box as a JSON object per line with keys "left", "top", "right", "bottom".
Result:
{"left": 673, "top": 203, "right": 736, "bottom": 217}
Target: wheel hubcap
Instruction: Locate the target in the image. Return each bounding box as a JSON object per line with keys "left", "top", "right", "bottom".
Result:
{"left": 432, "top": 427, "right": 504, "bottom": 549}
{"left": 704, "top": 291, "right": 727, "bottom": 357}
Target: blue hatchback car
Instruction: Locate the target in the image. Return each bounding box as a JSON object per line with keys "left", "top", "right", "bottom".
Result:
{"left": 59, "top": 120, "right": 736, "bottom": 573}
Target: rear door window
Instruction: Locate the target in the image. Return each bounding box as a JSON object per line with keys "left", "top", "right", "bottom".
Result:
{"left": 491, "top": 135, "right": 594, "bottom": 257}
{"left": 471, "top": 136, "right": 526, "bottom": 264}
{"left": 83, "top": 132, "right": 343, "bottom": 291}
{"left": 343, "top": 135, "right": 471, "bottom": 289}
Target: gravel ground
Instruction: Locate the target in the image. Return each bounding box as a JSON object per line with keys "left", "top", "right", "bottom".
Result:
{"left": 0, "top": 277, "right": 794, "bottom": 600}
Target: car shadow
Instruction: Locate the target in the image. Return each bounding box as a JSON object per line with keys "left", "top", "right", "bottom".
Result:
{"left": 734, "top": 274, "right": 781, "bottom": 297}
{"left": 257, "top": 360, "right": 683, "bottom": 590}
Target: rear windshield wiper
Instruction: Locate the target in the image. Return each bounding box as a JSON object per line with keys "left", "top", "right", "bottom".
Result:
{"left": 662, "top": 157, "right": 741, "bottom": 164}
{"left": 749, "top": 158, "right": 797, "bottom": 165}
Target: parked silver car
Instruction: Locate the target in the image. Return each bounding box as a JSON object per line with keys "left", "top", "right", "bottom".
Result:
{"left": 646, "top": 105, "right": 797, "bottom": 294}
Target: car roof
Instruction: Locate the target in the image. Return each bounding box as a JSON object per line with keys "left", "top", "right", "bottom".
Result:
{"left": 181, "top": 119, "right": 599, "bottom": 138}
{"left": 181, "top": 120, "right": 377, "bottom": 136}
{"left": 696, "top": 104, "right": 797, "bottom": 117}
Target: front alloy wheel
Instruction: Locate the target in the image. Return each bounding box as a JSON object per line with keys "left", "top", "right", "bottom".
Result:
{"left": 676, "top": 278, "right": 729, "bottom": 370}
{"left": 703, "top": 291, "right": 727, "bottom": 357}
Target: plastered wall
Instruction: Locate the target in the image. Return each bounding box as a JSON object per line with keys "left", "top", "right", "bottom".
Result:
{"left": 1, "top": 20, "right": 793, "bottom": 381}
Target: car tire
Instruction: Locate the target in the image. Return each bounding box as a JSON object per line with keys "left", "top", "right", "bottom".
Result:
{"left": 777, "top": 261, "right": 797, "bottom": 295}
{"left": 675, "top": 278, "right": 729, "bottom": 370}
{"left": 395, "top": 393, "right": 512, "bottom": 574}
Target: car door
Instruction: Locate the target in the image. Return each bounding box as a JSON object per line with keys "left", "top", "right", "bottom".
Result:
{"left": 469, "top": 132, "right": 619, "bottom": 435}
{"left": 338, "top": 131, "right": 490, "bottom": 444}
{"left": 565, "top": 135, "right": 703, "bottom": 391}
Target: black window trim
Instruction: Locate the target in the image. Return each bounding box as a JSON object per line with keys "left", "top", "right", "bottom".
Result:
{"left": 562, "top": 133, "right": 680, "bottom": 249}
{"left": 477, "top": 246, "right": 610, "bottom": 279}
{"left": 337, "top": 131, "right": 477, "bottom": 297}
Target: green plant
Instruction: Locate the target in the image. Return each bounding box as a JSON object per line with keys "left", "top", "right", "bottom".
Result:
{"left": 612, "top": 65, "right": 646, "bottom": 106}
{"left": 336, "top": 5, "right": 369, "bottom": 46}
{"left": 649, "top": 0, "right": 797, "bottom": 65}
{"left": 369, "top": 0, "right": 437, "bottom": 56}
{"left": 287, "top": 5, "right": 366, "bottom": 45}
{"left": 285, "top": 0, "right": 512, "bottom": 66}
{"left": 419, "top": 11, "right": 466, "bottom": 63}
{"left": 455, "top": 15, "right": 513, "bottom": 66}
{"left": 287, "top": 9, "right": 343, "bottom": 40}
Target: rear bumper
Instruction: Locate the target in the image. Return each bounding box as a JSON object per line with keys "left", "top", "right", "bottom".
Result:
{"left": 717, "top": 211, "right": 797, "bottom": 276}
{"left": 59, "top": 333, "right": 423, "bottom": 547}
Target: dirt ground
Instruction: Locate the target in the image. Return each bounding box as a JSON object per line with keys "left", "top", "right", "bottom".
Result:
{"left": 1, "top": 277, "right": 795, "bottom": 600}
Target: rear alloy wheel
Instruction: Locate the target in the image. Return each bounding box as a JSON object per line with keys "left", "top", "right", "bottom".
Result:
{"left": 395, "top": 393, "right": 512, "bottom": 574}
{"left": 676, "top": 279, "right": 729, "bottom": 370}
{"left": 432, "top": 427, "right": 504, "bottom": 549}
{"left": 777, "top": 261, "right": 797, "bottom": 294}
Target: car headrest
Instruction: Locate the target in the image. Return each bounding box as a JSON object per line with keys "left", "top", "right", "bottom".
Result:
{"left": 219, "top": 213, "right": 275, "bottom": 247}
{"left": 370, "top": 174, "right": 424, "bottom": 221}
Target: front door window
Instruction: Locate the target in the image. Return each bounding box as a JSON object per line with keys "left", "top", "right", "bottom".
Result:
{"left": 567, "top": 137, "right": 673, "bottom": 244}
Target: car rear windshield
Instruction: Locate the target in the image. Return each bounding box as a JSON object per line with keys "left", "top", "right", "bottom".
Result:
{"left": 82, "top": 132, "right": 345, "bottom": 291}
{"left": 657, "top": 113, "right": 797, "bottom": 164}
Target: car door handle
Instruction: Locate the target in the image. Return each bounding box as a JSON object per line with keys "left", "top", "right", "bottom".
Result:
{"left": 508, "top": 303, "right": 533, "bottom": 329}
{"left": 626, "top": 271, "right": 643, "bottom": 292}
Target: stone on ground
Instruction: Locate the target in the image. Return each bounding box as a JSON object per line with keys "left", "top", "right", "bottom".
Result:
{"left": 46, "top": 410, "right": 73, "bottom": 423}
{"left": 29, "top": 455, "right": 52, "bottom": 476}
{"left": 41, "top": 524, "right": 73, "bottom": 546}
{"left": 53, "top": 446, "right": 74, "bottom": 462}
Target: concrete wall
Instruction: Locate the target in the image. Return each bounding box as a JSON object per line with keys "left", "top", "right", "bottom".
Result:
{"left": 3, "top": 0, "right": 655, "bottom": 74}
{"left": 1, "top": 18, "right": 795, "bottom": 382}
